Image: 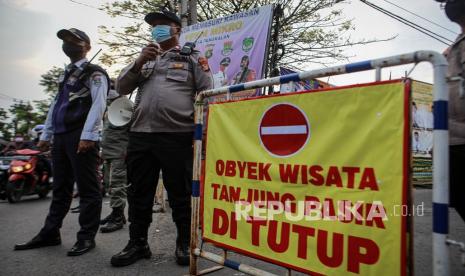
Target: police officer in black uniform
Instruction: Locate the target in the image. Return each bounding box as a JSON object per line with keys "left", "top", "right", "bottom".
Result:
{"left": 111, "top": 10, "right": 212, "bottom": 267}
{"left": 14, "top": 28, "right": 109, "bottom": 256}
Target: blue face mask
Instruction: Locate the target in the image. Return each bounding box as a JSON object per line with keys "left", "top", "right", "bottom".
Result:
{"left": 151, "top": 25, "right": 172, "bottom": 43}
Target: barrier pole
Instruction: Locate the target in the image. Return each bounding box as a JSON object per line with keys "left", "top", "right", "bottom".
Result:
{"left": 190, "top": 51, "right": 449, "bottom": 276}
{"left": 193, "top": 249, "right": 279, "bottom": 276}
{"left": 190, "top": 99, "right": 205, "bottom": 275}
{"left": 431, "top": 54, "right": 450, "bottom": 276}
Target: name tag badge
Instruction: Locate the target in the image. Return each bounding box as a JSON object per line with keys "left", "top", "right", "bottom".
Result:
{"left": 172, "top": 63, "right": 185, "bottom": 69}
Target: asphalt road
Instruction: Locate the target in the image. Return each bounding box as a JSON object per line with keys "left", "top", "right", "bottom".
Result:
{"left": 0, "top": 188, "right": 464, "bottom": 276}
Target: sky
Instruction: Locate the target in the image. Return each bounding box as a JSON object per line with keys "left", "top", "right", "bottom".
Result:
{"left": 0, "top": 0, "right": 460, "bottom": 111}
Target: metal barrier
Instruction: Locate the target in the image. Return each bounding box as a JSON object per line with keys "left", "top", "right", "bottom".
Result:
{"left": 190, "top": 50, "right": 449, "bottom": 276}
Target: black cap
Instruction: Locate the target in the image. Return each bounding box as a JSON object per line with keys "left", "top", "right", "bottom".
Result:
{"left": 144, "top": 10, "right": 182, "bottom": 26}
{"left": 57, "top": 28, "right": 90, "bottom": 44}
{"left": 220, "top": 57, "right": 231, "bottom": 66}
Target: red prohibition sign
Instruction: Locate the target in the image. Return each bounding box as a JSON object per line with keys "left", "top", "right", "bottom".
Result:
{"left": 259, "top": 103, "right": 310, "bottom": 157}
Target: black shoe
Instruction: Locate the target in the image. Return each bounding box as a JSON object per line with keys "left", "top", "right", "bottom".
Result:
{"left": 111, "top": 239, "right": 152, "bottom": 267}
{"left": 14, "top": 234, "right": 61, "bottom": 250}
{"left": 175, "top": 242, "right": 190, "bottom": 266}
{"left": 175, "top": 223, "right": 190, "bottom": 266}
{"left": 67, "top": 240, "right": 95, "bottom": 256}
{"left": 100, "top": 212, "right": 113, "bottom": 225}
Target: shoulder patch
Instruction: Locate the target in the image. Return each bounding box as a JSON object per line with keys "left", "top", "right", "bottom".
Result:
{"left": 198, "top": 56, "right": 210, "bottom": 72}
{"left": 92, "top": 74, "right": 103, "bottom": 87}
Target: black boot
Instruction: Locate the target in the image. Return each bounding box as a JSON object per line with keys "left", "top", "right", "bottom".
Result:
{"left": 175, "top": 223, "right": 190, "bottom": 266}
{"left": 100, "top": 211, "right": 114, "bottom": 225}
{"left": 111, "top": 238, "right": 151, "bottom": 267}
{"left": 101, "top": 208, "right": 126, "bottom": 233}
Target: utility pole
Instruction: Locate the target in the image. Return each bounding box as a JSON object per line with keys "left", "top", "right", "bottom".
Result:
{"left": 189, "top": 0, "right": 198, "bottom": 25}
{"left": 180, "top": 0, "right": 188, "bottom": 27}
{"left": 266, "top": 4, "right": 283, "bottom": 94}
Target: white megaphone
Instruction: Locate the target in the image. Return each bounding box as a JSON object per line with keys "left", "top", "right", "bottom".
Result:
{"left": 108, "top": 96, "right": 134, "bottom": 127}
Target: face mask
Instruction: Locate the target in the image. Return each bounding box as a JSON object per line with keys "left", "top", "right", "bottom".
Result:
{"left": 62, "top": 42, "right": 83, "bottom": 57}
{"left": 151, "top": 25, "right": 172, "bottom": 43}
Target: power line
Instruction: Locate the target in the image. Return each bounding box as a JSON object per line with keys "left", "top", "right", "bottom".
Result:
{"left": 0, "top": 93, "right": 30, "bottom": 103}
{"left": 67, "top": 0, "right": 137, "bottom": 19}
{"left": 382, "top": 0, "right": 458, "bottom": 35}
{"left": 362, "top": 0, "right": 454, "bottom": 44}
{"left": 68, "top": 0, "right": 101, "bottom": 10}
{"left": 360, "top": 0, "right": 454, "bottom": 46}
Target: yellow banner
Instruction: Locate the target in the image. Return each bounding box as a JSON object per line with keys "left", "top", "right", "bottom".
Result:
{"left": 203, "top": 81, "right": 409, "bottom": 275}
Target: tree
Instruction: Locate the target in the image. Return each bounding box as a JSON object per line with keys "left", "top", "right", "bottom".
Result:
{"left": 8, "top": 101, "right": 35, "bottom": 137}
{"left": 39, "top": 66, "right": 64, "bottom": 100}
{"left": 33, "top": 99, "right": 51, "bottom": 125}
{"left": 98, "top": 0, "right": 165, "bottom": 67}
{"left": 0, "top": 67, "right": 62, "bottom": 140}
{"left": 98, "top": 0, "right": 390, "bottom": 71}
{"left": 0, "top": 108, "right": 11, "bottom": 141}
{"left": 34, "top": 66, "right": 64, "bottom": 124}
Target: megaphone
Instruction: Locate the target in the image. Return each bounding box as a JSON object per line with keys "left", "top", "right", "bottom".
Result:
{"left": 108, "top": 96, "right": 134, "bottom": 127}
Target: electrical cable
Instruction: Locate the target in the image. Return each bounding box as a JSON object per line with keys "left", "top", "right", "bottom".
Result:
{"left": 361, "top": 0, "right": 454, "bottom": 45}
{"left": 363, "top": 0, "right": 453, "bottom": 44}
{"left": 382, "top": 0, "right": 458, "bottom": 35}
{"left": 0, "top": 93, "right": 31, "bottom": 102}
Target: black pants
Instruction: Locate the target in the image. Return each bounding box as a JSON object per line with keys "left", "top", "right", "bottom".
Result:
{"left": 450, "top": 144, "right": 465, "bottom": 222}
{"left": 127, "top": 132, "right": 193, "bottom": 240}
{"left": 39, "top": 128, "right": 102, "bottom": 240}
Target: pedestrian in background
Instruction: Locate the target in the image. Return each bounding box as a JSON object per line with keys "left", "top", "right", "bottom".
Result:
{"left": 100, "top": 80, "right": 129, "bottom": 233}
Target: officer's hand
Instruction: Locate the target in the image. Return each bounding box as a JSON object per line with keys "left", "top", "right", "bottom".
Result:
{"left": 77, "top": 140, "right": 95, "bottom": 154}
{"left": 37, "top": 140, "right": 50, "bottom": 152}
{"left": 136, "top": 43, "right": 161, "bottom": 65}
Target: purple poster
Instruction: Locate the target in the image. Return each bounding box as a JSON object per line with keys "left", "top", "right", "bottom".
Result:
{"left": 180, "top": 5, "right": 273, "bottom": 98}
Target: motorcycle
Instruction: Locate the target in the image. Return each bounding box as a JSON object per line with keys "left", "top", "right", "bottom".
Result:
{"left": 6, "top": 149, "right": 52, "bottom": 203}
{"left": 0, "top": 156, "right": 12, "bottom": 200}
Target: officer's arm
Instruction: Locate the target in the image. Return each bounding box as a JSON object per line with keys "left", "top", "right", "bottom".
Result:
{"left": 39, "top": 99, "right": 57, "bottom": 141}
{"left": 193, "top": 56, "right": 213, "bottom": 93}
{"left": 81, "top": 72, "right": 108, "bottom": 141}
{"left": 116, "top": 61, "right": 141, "bottom": 95}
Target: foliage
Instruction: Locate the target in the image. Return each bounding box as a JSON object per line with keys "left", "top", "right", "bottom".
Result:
{"left": 98, "top": 0, "right": 391, "bottom": 71}
{"left": 8, "top": 101, "right": 35, "bottom": 137}
{"left": 39, "top": 66, "right": 64, "bottom": 100}
{"left": 0, "top": 108, "right": 11, "bottom": 141}
{"left": 1, "top": 66, "right": 63, "bottom": 140}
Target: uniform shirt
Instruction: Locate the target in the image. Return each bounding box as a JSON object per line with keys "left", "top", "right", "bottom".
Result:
{"left": 117, "top": 47, "right": 212, "bottom": 133}
{"left": 41, "top": 58, "right": 108, "bottom": 141}
{"left": 101, "top": 99, "right": 129, "bottom": 160}
{"left": 447, "top": 33, "right": 465, "bottom": 145}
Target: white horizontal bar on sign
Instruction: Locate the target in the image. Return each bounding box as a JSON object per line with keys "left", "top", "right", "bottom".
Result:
{"left": 261, "top": 125, "right": 307, "bottom": 135}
